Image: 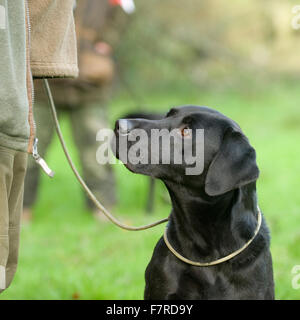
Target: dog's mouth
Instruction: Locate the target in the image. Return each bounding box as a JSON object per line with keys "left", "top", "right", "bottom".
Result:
{"left": 113, "top": 118, "right": 142, "bottom": 160}
{"left": 112, "top": 125, "right": 132, "bottom": 164}
{"left": 112, "top": 122, "right": 149, "bottom": 175}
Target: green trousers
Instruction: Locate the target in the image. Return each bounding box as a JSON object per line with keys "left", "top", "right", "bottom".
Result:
{"left": 0, "top": 146, "right": 27, "bottom": 293}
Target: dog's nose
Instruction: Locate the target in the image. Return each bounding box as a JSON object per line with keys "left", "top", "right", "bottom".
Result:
{"left": 116, "top": 119, "right": 135, "bottom": 135}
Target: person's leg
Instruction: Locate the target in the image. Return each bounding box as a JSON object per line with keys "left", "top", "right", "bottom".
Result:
{"left": 5, "top": 150, "right": 27, "bottom": 288}
{"left": 0, "top": 146, "right": 27, "bottom": 293}
{"left": 70, "top": 99, "right": 116, "bottom": 211}
{"left": 23, "top": 100, "right": 55, "bottom": 219}
{"left": 0, "top": 146, "right": 13, "bottom": 293}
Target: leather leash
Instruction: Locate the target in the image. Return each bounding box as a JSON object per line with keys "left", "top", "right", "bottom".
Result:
{"left": 43, "top": 79, "right": 262, "bottom": 265}
{"left": 43, "top": 79, "right": 168, "bottom": 231}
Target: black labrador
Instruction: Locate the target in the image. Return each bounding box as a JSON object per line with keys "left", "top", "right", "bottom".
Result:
{"left": 113, "top": 105, "right": 274, "bottom": 300}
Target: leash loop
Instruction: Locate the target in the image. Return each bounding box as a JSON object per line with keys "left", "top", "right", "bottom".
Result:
{"left": 163, "top": 206, "right": 262, "bottom": 266}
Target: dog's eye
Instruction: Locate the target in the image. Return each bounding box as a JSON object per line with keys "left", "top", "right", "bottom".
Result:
{"left": 180, "top": 126, "right": 191, "bottom": 137}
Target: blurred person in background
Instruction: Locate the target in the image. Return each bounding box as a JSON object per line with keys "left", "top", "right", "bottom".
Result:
{"left": 23, "top": 0, "right": 129, "bottom": 222}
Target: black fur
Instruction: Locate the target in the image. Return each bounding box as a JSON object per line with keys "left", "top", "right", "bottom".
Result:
{"left": 113, "top": 106, "right": 275, "bottom": 300}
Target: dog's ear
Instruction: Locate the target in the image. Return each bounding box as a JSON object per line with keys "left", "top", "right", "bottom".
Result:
{"left": 205, "top": 127, "right": 259, "bottom": 196}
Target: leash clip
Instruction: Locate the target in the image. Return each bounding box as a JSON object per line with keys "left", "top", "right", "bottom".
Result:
{"left": 33, "top": 138, "right": 55, "bottom": 178}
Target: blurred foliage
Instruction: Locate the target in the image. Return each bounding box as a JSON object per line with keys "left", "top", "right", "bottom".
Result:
{"left": 114, "top": 0, "right": 300, "bottom": 94}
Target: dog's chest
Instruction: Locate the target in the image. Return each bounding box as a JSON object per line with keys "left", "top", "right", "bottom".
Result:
{"left": 173, "top": 267, "right": 235, "bottom": 299}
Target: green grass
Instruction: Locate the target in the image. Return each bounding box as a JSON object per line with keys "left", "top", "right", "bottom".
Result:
{"left": 1, "top": 80, "right": 300, "bottom": 299}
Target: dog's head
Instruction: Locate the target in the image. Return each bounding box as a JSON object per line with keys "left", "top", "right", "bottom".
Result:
{"left": 113, "top": 106, "right": 259, "bottom": 197}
